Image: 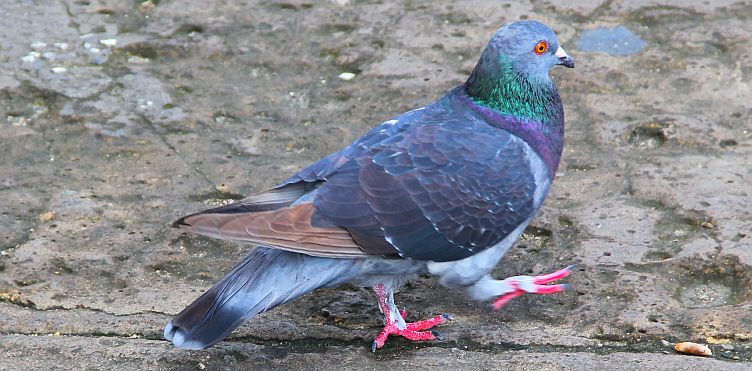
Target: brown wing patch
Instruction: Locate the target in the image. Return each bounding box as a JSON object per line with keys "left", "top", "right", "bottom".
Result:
{"left": 177, "top": 202, "right": 368, "bottom": 258}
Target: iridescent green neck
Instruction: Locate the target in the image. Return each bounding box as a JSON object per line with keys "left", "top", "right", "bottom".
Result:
{"left": 464, "top": 57, "right": 561, "bottom": 124}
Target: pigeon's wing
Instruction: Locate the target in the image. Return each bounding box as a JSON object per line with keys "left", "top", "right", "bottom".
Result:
{"left": 175, "top": 103, "right": 541, "bottom": 262}
{"left": 172, "top": 112, "right": 422, "bottom": 258}
{"left": 311, "top": 111, "right": 541, "bottom": 262}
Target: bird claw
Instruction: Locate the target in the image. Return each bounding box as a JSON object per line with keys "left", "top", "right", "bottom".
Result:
{"left": 371, "top": 313, "right": 451, "bottom": 351}
{"left": 492, "top": 265, "right": 573, "bottom": 310}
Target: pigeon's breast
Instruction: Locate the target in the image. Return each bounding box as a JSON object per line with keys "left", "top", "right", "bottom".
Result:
{"left": 426, "top": 140, "right": 551, "bottom": 286}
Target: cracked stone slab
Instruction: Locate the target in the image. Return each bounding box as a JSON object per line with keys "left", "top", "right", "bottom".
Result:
{"left": 1, "top": 0, "right": 752, "bottom": 368}
{"left": 0, "top": 335, "right": 746, "bottom": 371}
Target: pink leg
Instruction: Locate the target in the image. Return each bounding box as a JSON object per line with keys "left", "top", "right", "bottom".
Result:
{"left": 492, "top": 265, "right": 574, "bottom": 310}
{"left": 371, "top": 284, "right": 451, "bottom": 351}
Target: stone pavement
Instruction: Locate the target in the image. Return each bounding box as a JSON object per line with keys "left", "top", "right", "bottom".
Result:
{"left": 1, "top": 1, "right": 750, "bottom": 369}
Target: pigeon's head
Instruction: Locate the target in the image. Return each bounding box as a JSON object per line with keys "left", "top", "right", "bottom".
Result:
{"left": 465, "top": 21, "right": 573, "bottom": 122}
{"left": 470, "top": 20, "right": 574, "bottom": 83}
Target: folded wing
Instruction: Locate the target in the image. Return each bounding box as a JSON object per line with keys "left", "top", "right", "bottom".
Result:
{"left": 175, "top": 100, "right": 540, "bottom": 262}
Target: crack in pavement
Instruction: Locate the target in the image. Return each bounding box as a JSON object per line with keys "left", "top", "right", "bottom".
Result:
{"left": 0, "top": 297, "right": 171, "bottom": 317}
{"left": 136, "top": 112, "right": 217, "bottom": 191}
{"left": 0, "top": 331, "right": 747, "bottom": 363}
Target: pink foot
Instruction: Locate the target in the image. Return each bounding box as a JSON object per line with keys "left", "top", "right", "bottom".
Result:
{"left": 492, "top": 265, "right": 575, "bottom": 310}
{"left": 371, "top": 284, "right": 453, "bottom": 351}
{"left": 371, "top": 313, "right": 451, "bottom": 352}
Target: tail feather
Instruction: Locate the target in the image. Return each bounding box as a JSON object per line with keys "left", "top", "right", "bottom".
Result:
{"left": 164, "top": 247, "right": 359, "bottom": 349}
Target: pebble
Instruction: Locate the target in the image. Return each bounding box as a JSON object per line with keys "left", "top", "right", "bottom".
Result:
{"left": 51, "top": 66, "right": 67, "bottom": 74}
{"left": 7, "top": 116, "right": 29, "bottom": 126}
{"left": 338, "top": 72, "right": 356, "bottom": 80}
{"left": 30, "top": 41, "right": 47, "bottom": 49}
{"left": 139, "top": 0, "right": 155, "bottom": 13}
{"left": 214, "top": 115, "right": 227, "bottom": 125}
{"left": 100, "top": 38, "right": 117, "bottom": 47}
{"left": 21, "top": 52, "right": 40, "bottom": 63}
{"left": 128, "top": 56, "right": 150, "bottom": 64}
{"left": 38, "top": 211, "right": 56, "bottom": 222}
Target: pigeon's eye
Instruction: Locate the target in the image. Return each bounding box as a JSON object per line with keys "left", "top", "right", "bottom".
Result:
{"left": 534, "top": 41, "right": 548, "bottom": 55}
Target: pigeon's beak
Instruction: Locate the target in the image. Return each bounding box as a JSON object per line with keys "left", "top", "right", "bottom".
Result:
{"left": 555, "top": 47, "right": 574, "bottom": 68}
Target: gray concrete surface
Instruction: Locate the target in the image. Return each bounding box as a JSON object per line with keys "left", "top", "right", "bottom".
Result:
{"left": 1, "top": 0, "right": 750, "bottom": 369}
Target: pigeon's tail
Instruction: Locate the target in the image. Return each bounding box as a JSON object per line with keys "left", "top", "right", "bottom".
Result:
{"left": 164, "top": 246, "right": 359, "bottom": 349}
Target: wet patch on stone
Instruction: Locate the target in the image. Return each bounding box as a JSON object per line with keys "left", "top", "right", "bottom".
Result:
{"left": 672, "top": 256, "right": 751, "bottom": 309}
{"left": 577, "top": 26, "right": 646, "bottom": 56}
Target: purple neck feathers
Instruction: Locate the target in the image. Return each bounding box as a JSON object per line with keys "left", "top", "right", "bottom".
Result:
{"left": 455, "top": 88, "right": 564, "bottom": 177}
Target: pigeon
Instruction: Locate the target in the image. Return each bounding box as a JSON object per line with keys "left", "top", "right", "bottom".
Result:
{"left": 164, "top": 20, "right": 575, "bottom": 351}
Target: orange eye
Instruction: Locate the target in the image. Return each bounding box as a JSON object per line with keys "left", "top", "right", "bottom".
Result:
{"left": 534, "top": 41, "right": 548, "bottom": 55}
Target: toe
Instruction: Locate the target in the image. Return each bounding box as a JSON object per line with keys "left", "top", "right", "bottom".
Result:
{"left": 532, "top": 266, "right": 573, "bottom": 285}
{"left": 492, "top": 290, "right": 523, "bottom": 310}
{"left": 533, "top": 283, "right": 568, "bottom": 295}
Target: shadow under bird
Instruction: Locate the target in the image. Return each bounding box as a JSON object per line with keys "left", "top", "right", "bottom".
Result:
{"left": 165, "top": 20, "right": 575, "bottom": 351}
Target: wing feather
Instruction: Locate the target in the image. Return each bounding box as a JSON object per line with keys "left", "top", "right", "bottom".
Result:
{"left": 176, "top": 202, "right": 367, "bottom": 258}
